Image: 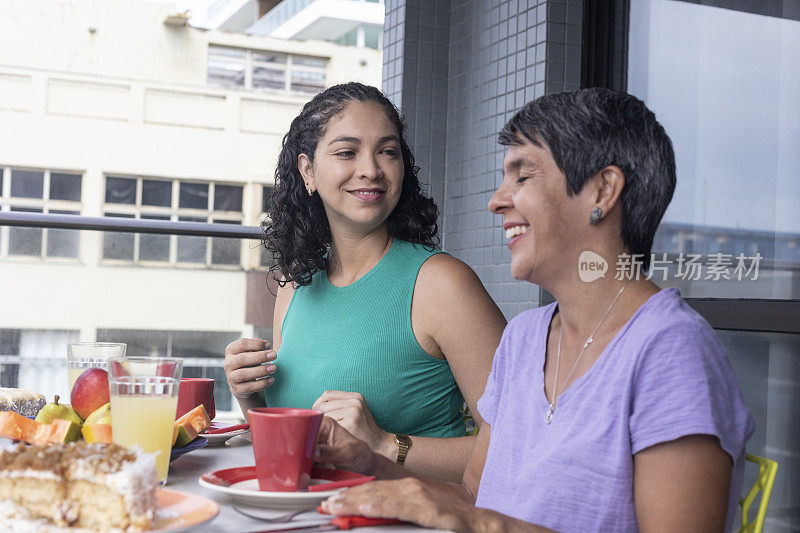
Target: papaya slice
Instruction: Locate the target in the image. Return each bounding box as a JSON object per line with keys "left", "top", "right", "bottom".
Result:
{"left": 175, "top": 404, "right": 211, "bottom": 434}
{"left": 48, "top": 418, "right": 82, "bottom": 443}
{"left": 82, "top": 423, "right": 113, "bottom": 444}
{"left": 0, "top": 410, "right": 41, "bottom": 442}
{"left": 0, "top": 411, "right": 81, "bottom": 444}
{"left": 172, "top": 419, "right": 199, "bottom": 448}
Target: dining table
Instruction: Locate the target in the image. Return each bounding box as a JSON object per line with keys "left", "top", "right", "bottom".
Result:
{"left": 166, "top": 432, "right": 451, "bottom": 533}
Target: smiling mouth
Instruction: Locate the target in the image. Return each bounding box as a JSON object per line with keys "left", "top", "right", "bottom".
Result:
{"left": 505, "top": 225, "right": 529, "bottom": 240}
{"left": 348, "top": 189, "right": 385, "bottom": 201}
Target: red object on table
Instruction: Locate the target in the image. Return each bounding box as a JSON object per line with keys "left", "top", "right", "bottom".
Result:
{"left": 176, "top": 378, "right": 216, "bottom": 420}
{"left": 202, "top": 423, "right": 249, "bottom": 434}
{"left": 316, "top": 505, "right": 403, "bottom": 528}
{"left": 249, "top": 407, "right": 323, "bottom": 492}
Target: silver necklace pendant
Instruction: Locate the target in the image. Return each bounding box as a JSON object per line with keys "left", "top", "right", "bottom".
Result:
{"left": 545, "top": 403, "right": 555, "bottom": 424}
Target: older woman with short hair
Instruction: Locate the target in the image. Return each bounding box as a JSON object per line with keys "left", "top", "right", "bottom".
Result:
{"left": 314, "top": 88, "right": 754, "bottom": 532}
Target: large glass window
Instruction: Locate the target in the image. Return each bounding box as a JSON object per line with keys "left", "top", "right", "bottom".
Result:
{"left": 626, "top": 2, "right": 800, "bottom": 529}
{"left": 102, "top": 175, "right": 245, "bottom": 268}
{"left": 207, "top": 45, "right": 328, "bottom": 95}
{"left": 629, "top": 0, "right": 800, "bottom": 299}
{"left": 0, "top": 167, "right": 83, "bottom": 259}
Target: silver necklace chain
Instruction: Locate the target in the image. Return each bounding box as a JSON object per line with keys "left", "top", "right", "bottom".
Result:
{"left": 545, "top": 280, "right": 631, "bottom": 424}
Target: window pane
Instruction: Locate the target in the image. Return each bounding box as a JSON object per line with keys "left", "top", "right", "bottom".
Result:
{"left": 260, "top": 245, "right": 276, "bottom": 267}
{"left": 336, "top": 28, "right": 358, "bottom": 47}
{"left": 10, "top": 169, "right": 44, "bottom": 199}
{"left": 105, "top": 177, "right": 136, "bottom": 205}
{"left": 208, "top": 45, "right": 246, "bottom": 59}
{"left": 179, "top": 182, "right": 208, "bottom": 210}
{"left": 207, "top": 58, "right": 246, "bottom": 88}
{"left": 96, "top": 329, "right": 169, "bottom": 357}
{"left": 8, "top": 207, "right": 42, "bottom": 256}
{"left": 290, "top": 70, "right": 326, "bottom": 94}
{"left": 629, "top": 1, "right": 800, "bottom": 299}
{"left": 207, "top": 46, "right": 245, "bottom": 88}
{"left": 8, "top": 207, "right": 42, "bottom": 257}
{"left": 252, "top": 51, "right": 287, "bottom": 64}
{"left": 141, "top": 179, "right": 172, "bottom": 207}
{"left": 262, "top": 186, "right": 274, "bottom": 213}
{"left": 177, "top": 216, "right": 207, "bottom": 263}
{"left": 211, "top": 220, "right": 241, "bottom": 265}
{"left": 292, "top": 55, "right": 327, "bottom": 69}
{"left": 252, "top": 66, "right": 286, "bottom": 90}
{"left": 49, "top": 173, "right": 82, "bottom": 201}
{"left": 139, "top": 214, "right": 171, "bottom": 262}
{"left": 214, "top": 184, "right": 243, "bottom": 212}
{"left": 0, "top": 167, "right": 5, "bottom": 197}
{"left": 720, "top": 329, "right": 800, "bottom": 527}
{"left": 0, "top": 329, "right": 20, "bottom": 388}
{"left": 102, "top": 213, "right": 135, "bottom": 260}
{"left": 46, "top": 210, "right": 80, "bottom": 258}
{"left": 364, "top": 26, "right": 381, "bottom": 50}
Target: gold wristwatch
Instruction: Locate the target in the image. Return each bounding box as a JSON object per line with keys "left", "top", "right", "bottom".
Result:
{"left": 394, "top": 434, "right": 412, "bottom": 466}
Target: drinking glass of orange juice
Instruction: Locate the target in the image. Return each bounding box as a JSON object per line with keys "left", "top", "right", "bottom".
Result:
{"left": 109, "top": 357, "right": 182, "bottom": 485}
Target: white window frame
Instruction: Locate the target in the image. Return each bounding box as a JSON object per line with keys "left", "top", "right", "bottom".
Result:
{"left": 207, "top": 45, "right": 328, "bottom": 95}
{"left": 101, "top": 175, "right": 245, "bottom": 269}
{"left": 0, "top": 166, "right": 83, "bottom": 261}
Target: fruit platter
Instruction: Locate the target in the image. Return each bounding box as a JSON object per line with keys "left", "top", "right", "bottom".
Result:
{"left": 0, "top": 367, "right": 212, "bottom": 455}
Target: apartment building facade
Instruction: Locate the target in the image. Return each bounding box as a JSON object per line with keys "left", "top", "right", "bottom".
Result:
{"left": 0, "top": 0, "right": 382, "bottom": 413}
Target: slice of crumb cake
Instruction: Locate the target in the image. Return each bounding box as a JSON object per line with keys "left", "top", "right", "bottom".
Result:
{"left": 0, "top": 442, "right": 157, "bottom": 531}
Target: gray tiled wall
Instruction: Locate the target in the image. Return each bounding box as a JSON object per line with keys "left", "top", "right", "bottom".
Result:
{"left": 384, "top": 0, "right": 583, "bottom": 319}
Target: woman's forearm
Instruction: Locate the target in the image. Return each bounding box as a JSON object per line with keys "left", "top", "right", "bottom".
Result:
{"left": 374, "top": 434, "right": 476, "bottom": 483}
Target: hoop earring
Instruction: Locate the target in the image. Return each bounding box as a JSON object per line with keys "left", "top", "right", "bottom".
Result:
{"left": 589, "top": 206, "right": 603, "bottom": 224}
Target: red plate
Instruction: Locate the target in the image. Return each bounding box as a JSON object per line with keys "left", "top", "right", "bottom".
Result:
{"left": 199, "top": 466, "right": 372, "bottom": 510}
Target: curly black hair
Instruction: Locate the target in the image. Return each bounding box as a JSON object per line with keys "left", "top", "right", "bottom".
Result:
{"left": 264, "top": 82, "right": 439, "bottom": 287}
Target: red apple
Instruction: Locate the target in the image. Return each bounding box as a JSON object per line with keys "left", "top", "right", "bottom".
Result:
{"left": 70, "top": 368, "right": 111, "bottom": 420}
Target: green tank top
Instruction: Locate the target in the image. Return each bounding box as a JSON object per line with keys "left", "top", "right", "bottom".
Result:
{"left": 268, "top": 238, "right": 466, "bottom": 438}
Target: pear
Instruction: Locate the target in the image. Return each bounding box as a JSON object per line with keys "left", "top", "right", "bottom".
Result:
{"left": 35, "top": 395, "right": 84, "bottom": 426}
{"left": 84, "top": 402, "right": 111, "bottom": 426}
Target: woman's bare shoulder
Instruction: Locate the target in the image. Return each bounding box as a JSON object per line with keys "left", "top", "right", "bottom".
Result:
{"left": 416, "top": 253, "right": 497, "bottom": 307}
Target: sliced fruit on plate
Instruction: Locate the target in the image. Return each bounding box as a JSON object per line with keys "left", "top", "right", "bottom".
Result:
{"left": 175, "top": 404, "right": 211, "bottom": 434}
{"left": 173, "top": 418, "right": 200, "bottom": 448}
{"left": 41, "top": 418, "right": 82, "bottom": 443}
{"left": 0, "top": 410, "right": 81, "bottom": 444}
{"left": 0, "top": 410, "right": 41, "bottom": 441}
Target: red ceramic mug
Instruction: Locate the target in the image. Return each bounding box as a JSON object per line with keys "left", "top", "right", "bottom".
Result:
{"left": 176, "top": 378, "right": 215, "bottom": 421}
{"left": 248, "top": 407, "right": 323, "bottom": 492}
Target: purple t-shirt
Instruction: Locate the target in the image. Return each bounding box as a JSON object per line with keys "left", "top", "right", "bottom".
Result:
{"left": 476, "top": 288, "right": 755, "bottom": 532}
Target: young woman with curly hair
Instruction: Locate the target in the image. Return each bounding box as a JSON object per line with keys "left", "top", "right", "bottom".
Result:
{"left": 223, "top": 83, "right": 507, "bottom": 481}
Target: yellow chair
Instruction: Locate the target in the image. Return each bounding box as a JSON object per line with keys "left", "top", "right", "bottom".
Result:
{"left": 738, "top": 453, "right": 779, "bottom": 533}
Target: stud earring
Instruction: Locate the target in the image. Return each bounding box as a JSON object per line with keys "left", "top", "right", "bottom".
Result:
{"left": 589, "top": 206, "right": 603, "bottom": 224}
